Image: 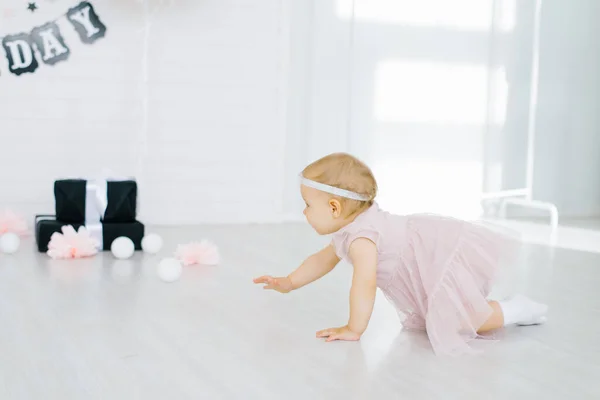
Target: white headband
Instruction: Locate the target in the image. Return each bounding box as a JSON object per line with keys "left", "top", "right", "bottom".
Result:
{"left": 299, "top": 175, "right": 371, "bottom": 201}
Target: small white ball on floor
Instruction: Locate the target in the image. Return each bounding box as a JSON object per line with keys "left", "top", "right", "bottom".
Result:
{"left": 157, "top": 257, "right": 182, "bottom": 282}
{"left": 111, "top": 237, "right": 135, "bottom": 259}
{"left": 141, "top": 233, "right": 163, "bottom": 254}
{"left": 0, "top": 233, "right": 20, "bottom": 254}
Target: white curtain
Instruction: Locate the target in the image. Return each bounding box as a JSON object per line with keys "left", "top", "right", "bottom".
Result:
{"left": 288, "top": 0, "right": 536, "bottom": 220}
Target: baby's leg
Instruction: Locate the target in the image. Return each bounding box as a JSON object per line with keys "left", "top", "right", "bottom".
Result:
{"left": 477, "top": 295, "right": 548, "bottom": 333}
{"left": 477, "top": 301, "right": 504, "bottom": 332}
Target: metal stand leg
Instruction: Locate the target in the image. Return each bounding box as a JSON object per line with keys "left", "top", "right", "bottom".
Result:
{"left": 498, "top": 198, "right": 558, "bottom": 230}
{"left": 498, "top": 197, "right": 559, "bottom": 244}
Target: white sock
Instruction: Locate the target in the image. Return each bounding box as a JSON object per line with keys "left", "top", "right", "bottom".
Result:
{"left": 499, "top": 294, "right": 548, "bottom": 326}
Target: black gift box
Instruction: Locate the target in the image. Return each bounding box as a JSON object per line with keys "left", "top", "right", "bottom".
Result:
{"left": 35, "top": 215, "right": 144, "bottom": 253}
{"left": 54, "top": 179, "right": 137, "bottom": 223}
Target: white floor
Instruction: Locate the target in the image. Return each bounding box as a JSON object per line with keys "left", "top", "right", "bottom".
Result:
{"left": 1, "top": 221, "right": 599, "bottom": 399}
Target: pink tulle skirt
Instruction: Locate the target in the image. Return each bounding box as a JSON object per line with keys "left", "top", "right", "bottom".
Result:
{"left": 380, "top": 214, "right": 519, "bottom": 356}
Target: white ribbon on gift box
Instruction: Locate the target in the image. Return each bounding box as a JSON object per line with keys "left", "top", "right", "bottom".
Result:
{"left": 86, "top": 222, "right": 104, "bottom": 251}
{"left": 85, "top": 181, "right": 108, "bottom": 224}
{"left": 78, "top": 169, "right": 135, "bottom": 250}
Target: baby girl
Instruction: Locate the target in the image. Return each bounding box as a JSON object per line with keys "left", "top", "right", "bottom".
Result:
{"left": 253, "top": 152, "right": 548, "bottom": 355}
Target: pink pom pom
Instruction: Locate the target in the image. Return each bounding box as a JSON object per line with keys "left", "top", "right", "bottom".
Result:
{"left": 0, "top": 209, "right": 29, "bottom": 236}
{"left": 174, "top": 240, "right": 220, "bottom": 266}
{"left": 47, "top": 225, "right": 100, "bottom": 259}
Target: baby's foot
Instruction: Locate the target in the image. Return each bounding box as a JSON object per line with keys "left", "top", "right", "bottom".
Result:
{"left": 499, "top": 294, "right": 548, "bottom": 326}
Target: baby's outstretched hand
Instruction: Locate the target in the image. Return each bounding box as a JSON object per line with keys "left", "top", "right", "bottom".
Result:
{"left": 316, "top": 325, "right": 361, "bottom": 342}
{"left": 253, "top": 275, "right": 294, "bottom": 293}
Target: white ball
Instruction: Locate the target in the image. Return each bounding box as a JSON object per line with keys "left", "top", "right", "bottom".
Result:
{"left": 0, "top": 233, "right": 20, "bottom": 254}
{"left": 111, "top": 236, "right": 135, "bottom": 260}
{"left": 141, "top": 233, "right": 163, "bottom": 254}
{"left": 157, "top": 257, "right": 182, "bottom": 282}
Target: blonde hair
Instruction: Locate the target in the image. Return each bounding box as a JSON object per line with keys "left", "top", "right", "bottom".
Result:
{"left": 301, "top": 152, "right": 378, "bottom": 216}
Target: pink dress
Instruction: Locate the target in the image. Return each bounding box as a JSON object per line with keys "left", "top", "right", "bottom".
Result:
{"left": 331, "top": 202, "right": 517, "bottom": 356}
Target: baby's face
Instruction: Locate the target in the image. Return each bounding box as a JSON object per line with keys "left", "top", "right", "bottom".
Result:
{"left": 300, "top": 185, "right": 344, "bottom": 235}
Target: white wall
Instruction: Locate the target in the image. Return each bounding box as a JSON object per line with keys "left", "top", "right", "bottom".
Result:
{"left": 282, "top": 0, "right": 356, "bottom": 219}
{"left": 3, "top": 0, "right": 599, "bottom": 227}
{"left": 0, "top": 0, "right": 289, "bottom": 225}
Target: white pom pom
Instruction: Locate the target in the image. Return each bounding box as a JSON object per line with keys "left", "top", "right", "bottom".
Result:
{"left": 0, "top": 233, "right": 20, "bottom": 254}
{"left": 111, "top": 236, "right": 135, "bottom": 260}
{"left": 157, "top": 257, "right": 182, "bottom": 282}
{"left": 142, "top": 233, "right": 163, "bottom": 254}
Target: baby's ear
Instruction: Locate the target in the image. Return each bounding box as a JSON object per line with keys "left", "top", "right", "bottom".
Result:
{"left": 329, "top": 199, "right": 342, "bottom": 217}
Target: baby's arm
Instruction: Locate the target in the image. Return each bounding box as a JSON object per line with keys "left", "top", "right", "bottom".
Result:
{"left": 347, "top": 238, "right": 378, "bottom": 335}
{"left": 288, "top": 244, "right": 340, "bottom": 290}
{"left": 254, "top": 244, "right": 340, "bottom": 293}
{"left": 316, "top": 238, "right": 378, "bottom": 341}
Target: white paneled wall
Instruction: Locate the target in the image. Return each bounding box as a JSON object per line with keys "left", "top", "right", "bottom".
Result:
{"left": 0, "top": 0, "right": 289, "bottom": 225}
{"left": 141, "top": 0, "right": 288, "bottom": 224}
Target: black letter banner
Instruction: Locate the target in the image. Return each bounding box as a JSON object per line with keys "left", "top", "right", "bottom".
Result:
{"left": 2, "top": 33, "right": 39, "bottom": 76}
{"left": 0, "top": 1, "right": 107, "bottom": 78}
{"left": 67, "top": 2, "right": 107, "bottom": 44}
{"left": 31, "top": 22, "right": 70, "bottom": 66}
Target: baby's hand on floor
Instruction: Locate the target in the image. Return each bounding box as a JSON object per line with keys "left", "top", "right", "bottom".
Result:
{"left": 253, "top": 275, "right": 294, "bottom": 293}
{"left": 316, "top": 325, "right": 361, "bottom": 342}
